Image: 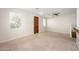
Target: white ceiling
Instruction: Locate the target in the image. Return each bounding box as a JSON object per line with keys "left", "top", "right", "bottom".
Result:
{"left": 21, "top": 8, "right": 76, "bottom": 18}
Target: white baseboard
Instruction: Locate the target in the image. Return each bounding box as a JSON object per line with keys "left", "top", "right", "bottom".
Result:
{"left": 0, "top": 33, "right": 34, "bottom": 43}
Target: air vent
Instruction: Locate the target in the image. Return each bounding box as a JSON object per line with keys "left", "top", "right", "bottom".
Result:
{"left": 53, "top": 13, "right": 60, "bottom": 16}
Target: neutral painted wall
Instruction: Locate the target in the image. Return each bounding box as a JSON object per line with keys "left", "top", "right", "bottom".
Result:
{"left": 46, "top": 13, "right": 76, "bottom": 34}
{"left": 0, "top": 8, "right": 44, "bottom": 42}
{"left": 76, "top": 8, "right": 79, "bottom": 48}
{"left": 77, "top": 9, "right": 79, "bottom": 27}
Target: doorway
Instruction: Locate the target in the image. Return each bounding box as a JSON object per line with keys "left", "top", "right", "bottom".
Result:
{"left": 34, "top": 16, "right": 39, "bottom": 34}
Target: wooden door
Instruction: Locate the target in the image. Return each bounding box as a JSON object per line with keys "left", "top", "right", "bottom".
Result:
{"left": 34, "top": 16, "right": 39, "bottom": 34}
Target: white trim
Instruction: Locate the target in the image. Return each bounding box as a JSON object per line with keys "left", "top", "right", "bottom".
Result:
{"left": 0, "top": 33, "right": 34, "bottom": 43}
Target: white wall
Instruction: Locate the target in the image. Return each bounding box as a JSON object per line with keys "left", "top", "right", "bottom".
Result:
{"left": 77, "top": 9, "right": 79, "bottom": 27}
{"left": 46, "top": 13, "right": 76, "bottom": 34}
{"left": 0, "top": 8, "right": 44, "bottom": 42}
{"left": 76, "top": 8, "right": 79, "bottom": 48}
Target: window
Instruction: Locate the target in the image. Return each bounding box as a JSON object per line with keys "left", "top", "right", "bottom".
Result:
{"left": 9, "top": 12, "right": 21, "bottom": 29}
{"left": 43, "top": 18, "right": 46, "bottom": 31}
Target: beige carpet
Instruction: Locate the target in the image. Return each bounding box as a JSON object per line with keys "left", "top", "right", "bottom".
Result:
{"left": 0, "top": 32, "right": 79, "bottom": 51}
